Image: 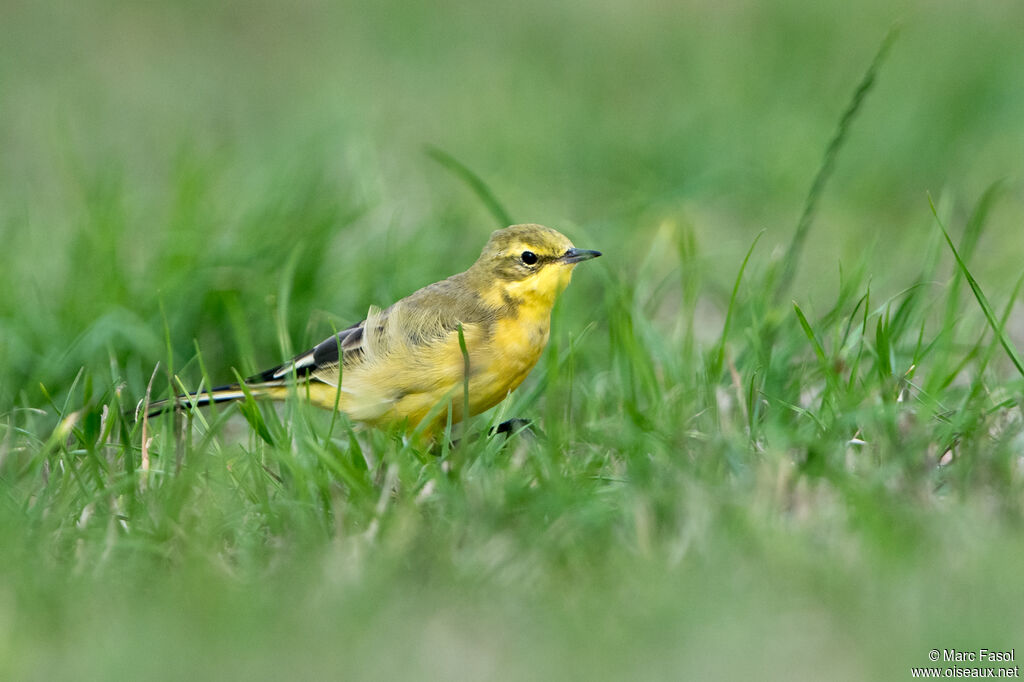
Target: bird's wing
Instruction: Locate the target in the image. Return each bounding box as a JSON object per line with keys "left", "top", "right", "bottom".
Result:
{"left": 247, "top": 274, "right": 498, "bottom": 390}
{"left": 246, "top": 317, "right": 370, "bottom": 386}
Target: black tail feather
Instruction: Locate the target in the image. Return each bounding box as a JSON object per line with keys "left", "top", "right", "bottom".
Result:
{"left": 140, "top": 383, "right": 249, "bottom": 420}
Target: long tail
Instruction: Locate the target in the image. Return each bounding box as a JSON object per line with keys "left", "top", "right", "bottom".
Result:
{"left": 141, "top": 379, "right": 288, "bottom": 419}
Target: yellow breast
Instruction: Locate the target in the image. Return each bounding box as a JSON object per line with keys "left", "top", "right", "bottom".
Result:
{"left": 319, "top": 274, "right": 564, "bottom": 437}
{"left": 468, "top": 303, "right": 551, "bottom": 412}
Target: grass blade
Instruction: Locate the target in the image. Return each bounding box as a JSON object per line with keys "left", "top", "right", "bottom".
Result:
{"left": 793, "top": 301, "right": 827, "bottom": 365}
{"left": 930, "top": 194, "right": 1024, "bottom": 379}
{"left": 425, "top": 146, "right": 513, "bottom": 227}
{"left": 457, "top": 322, "right": 472, "bottom": 450}
{"left": 773, "top": 25, "right": 900, "bottom": 300}
{"left": 712, "top": 229, "right": 764, "bottom": 376}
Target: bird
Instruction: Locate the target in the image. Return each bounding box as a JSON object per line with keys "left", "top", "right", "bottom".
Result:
{"left": 144, "top": 224, "right": 601, "bottom": 439}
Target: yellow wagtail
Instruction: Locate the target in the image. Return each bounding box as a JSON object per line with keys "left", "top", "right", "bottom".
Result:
{"left": 146, "top": 224, "right": 601, "bottom": 438}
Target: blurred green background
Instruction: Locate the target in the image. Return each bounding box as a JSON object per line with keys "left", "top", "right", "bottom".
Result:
{"left": 1, "top": 0, "right": 1023, "bottom": 679}
{"left": 2, "top": 0, "right": 1023, "bottom": 395}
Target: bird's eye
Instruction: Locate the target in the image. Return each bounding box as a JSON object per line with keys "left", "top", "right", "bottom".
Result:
{"left": 521, "top": 250, "right": 538, "bottom": 266}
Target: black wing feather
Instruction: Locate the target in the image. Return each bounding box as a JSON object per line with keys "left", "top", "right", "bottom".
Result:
{"left": 247, "top": 320, "right": 365, "bottom": 383}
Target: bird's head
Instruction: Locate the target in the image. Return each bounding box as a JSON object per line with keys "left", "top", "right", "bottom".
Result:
{"left": 470, "top": 224, "right": 601, "bottom": 309}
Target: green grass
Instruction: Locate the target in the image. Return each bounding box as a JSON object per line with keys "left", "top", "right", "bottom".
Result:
{"left": 2, "top": 1, "right": 1024, "bottom": 679}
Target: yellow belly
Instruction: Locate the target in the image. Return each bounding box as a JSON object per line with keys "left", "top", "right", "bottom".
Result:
{"left": 307, "top": 307, "right": 552, "bottom": 437}
{"left": 468, "top": 313, "right": 550, "bottom": 411}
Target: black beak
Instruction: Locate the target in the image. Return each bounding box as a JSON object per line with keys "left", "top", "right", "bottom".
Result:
{"left": 560, "top": 248, "right": 602, "bottom": 264}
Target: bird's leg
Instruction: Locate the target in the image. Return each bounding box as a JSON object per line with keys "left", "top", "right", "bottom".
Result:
{"left": 490, "top": 418, "right": 533, "bottom": 438}
{"left": 440, "top": 418, "right": 535, "bottom": 453}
